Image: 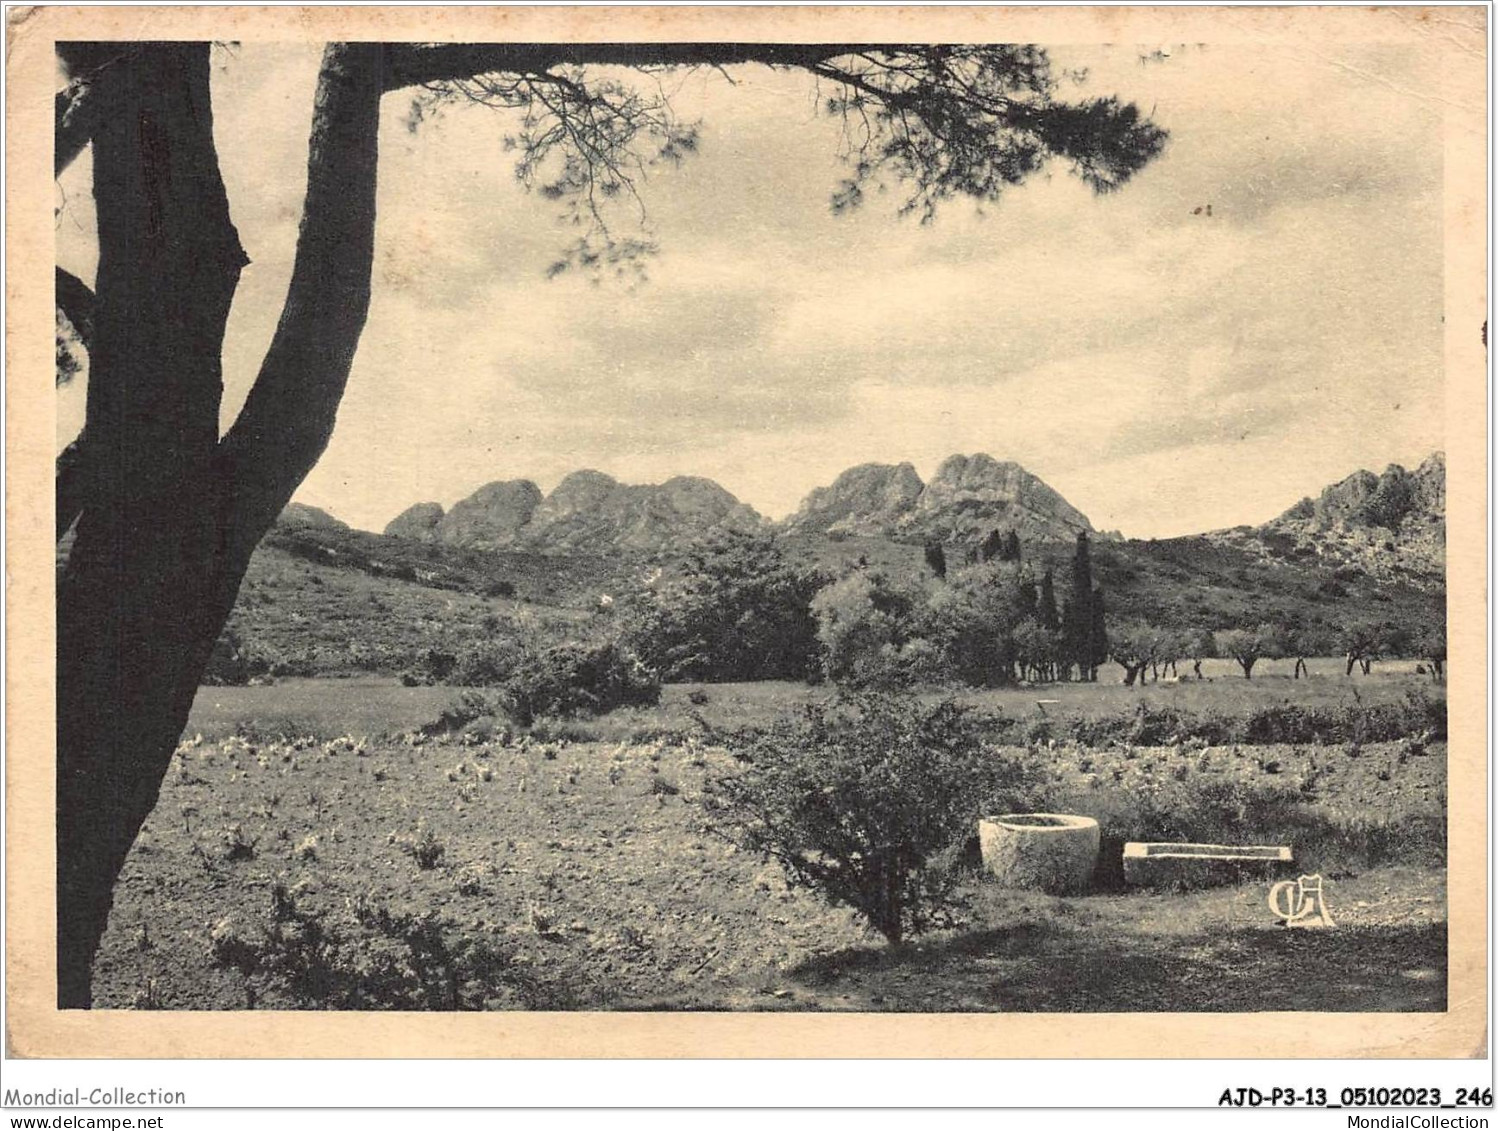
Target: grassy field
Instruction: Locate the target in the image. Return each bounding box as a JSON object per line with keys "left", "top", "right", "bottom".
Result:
{"left": 188, "top": 662, "right": 1434, "bottom": 741}
{"left": 94, "top": 670, "right": 1447, "bottom": 1012}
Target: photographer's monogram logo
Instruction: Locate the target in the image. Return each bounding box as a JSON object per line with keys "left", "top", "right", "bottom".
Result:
{"left": 1268, "top": 874, "right": 1335, "bottom": 928}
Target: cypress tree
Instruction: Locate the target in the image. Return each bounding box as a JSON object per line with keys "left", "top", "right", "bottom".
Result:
{"left": 1039, "top": 570, "right": 1060, "bottom": 632}
{"left": 924, "top": 541, "right": 947, "bottom": 580}
{"left": 1017, "top": 574, "right": 1038, "bottom": 622}
{"left": 1002, "top": 530, "right": 1022, "bottom": 562}
{"left": 1065, "top": 532, "right": 1095, "bottom": 679}
{"left": 1088, "top": 586, "right": 1109, "bottom": 680}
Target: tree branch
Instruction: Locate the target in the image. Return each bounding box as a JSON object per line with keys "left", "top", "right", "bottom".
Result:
{"left": 383, "top": 42, "right": 883, "bottom": 92}
{"left": 56, "top": 435, "right": 87, "bottom": 541}
{"left": 56, "top": 84, "right": 97, "bottom": 177}
{"left": 55, "top": 44, "right": 134, "bottom": 177}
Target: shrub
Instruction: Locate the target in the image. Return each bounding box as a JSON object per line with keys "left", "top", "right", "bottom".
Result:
{"left": 622, "top": 529, "right": 822, "bottom": 682}
{"left": 499, "top": 638, "right": 661, "bottom": 727}
{"left": 450, "top": 639, "right": 524, "bottom": 687}
{"left": 1038, "top": 693, "right": 1445, "bottom": 749}
{"left": 420, "top": 690, "right": 500, "bottom": 736}
{"left": 203, "top": 627, "right": 272, "bottom": 686}
{"left": 393, "top": 820, "right": 446, "bottom": 870}
{"left": 705, "top": 691, "right": 1042, "bottom": 944}
{"left": 207, "top": 882, "right": 554, "bottom": 1010}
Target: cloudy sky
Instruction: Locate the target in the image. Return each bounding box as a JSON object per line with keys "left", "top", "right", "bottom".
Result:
{"left": 57, "top": 37, "right": 1447, "bottom": 538}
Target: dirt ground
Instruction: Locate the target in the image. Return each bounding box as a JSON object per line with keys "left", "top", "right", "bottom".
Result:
{"left": 92, "top": 686, "right": 1446, "bottom": 1012}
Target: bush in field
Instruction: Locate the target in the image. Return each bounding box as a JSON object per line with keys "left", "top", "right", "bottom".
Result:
{"left": 203, "top": 627, "right": 271, "bottom": 686}
{"left": 207, "top": 881, "right": 555, "bottom": 1010}
{"left": 420, "top": 690, "right": 500, "bottom": 735}
{"left": 705, "top": 692, "right": 1041, "bottom": 944}
{"left": 499, "top": 638, "right": 660, "bottom": 727}
{"left": 1050, "top": 688, "right": 1445, "bottom": 748}
{"left": 449, "top": 639, "right": 525, "bottom": 687}
{"left": 622, "top": 529, "right": 823, "bottom": 682}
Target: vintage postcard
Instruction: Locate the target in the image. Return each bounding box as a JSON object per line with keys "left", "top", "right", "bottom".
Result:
{"left": 5, "top": 4, "right": 1487, "bottom": 1059}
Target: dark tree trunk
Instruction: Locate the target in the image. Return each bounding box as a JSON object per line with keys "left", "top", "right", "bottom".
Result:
{"left": 1361, "top": 658, "right": 1373, "bottom": 675}
{"left": 1294, "top": 657, "right": 1307, "bottom": 679}
{"left": 1346, "top": 653, "right": 1357, "bottom": 676}
{"left": 1239, "top": 657, "right": 1256, "bottom": 679}
{"left": 57, "top": 42, "right": 246, "bottom": 1009}
{"left": 55, "top": 42, "right": 383, "bottom": 1008}
{"left": 1193, "top": 659, "right": 1202, "bottom": 679}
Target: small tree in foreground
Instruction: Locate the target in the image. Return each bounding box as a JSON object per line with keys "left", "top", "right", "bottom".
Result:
{"left": 704, "top": 692, "right": 1037, "bottom": 944}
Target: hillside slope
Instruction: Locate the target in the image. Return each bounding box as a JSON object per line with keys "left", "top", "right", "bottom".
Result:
{"left": 218, "top": 452, "right": 1445, "bottom": 674}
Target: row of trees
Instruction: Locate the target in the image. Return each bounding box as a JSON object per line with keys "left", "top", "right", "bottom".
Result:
{"left": 1107, "top": 619, "right": 1446, "bottom": 684}
{"left": 618, "top": 528, "right": 1446, "bottom": 692}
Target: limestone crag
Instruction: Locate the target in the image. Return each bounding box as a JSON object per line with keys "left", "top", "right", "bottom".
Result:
{"left": 1218, "top": 451, "right": 1447, "bottom": 586}
{"left": 436, "top": 480, "right": 543, "bottom": 549}
{"left": 781, "top": 462, "right": 925, "bottom": 536}
{"left": 523, "top": 471, "right": 765, "bottom": 553}
{"left": 384, "top": 471, "right": 764, "bottom": 554}
{"left": 1276, "top": 453, "right": 1445, "bottom": 534}
{"left": 383, "top": 501, "right": 445, "bottom": 540}
{"left": 277, "top": 502, "right": 350, "bottom": 532}
{"left": 785, "top": 453, "right": 1094, "bottom": 545}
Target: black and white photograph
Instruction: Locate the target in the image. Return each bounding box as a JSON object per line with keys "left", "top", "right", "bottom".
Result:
{"left": 8, "top": 3, "right": 1488, "bottom": 1069}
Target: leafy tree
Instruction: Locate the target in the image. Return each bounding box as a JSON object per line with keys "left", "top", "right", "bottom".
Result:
{"left": 923, "top": 561, "right": 1027, "bottom": 688}
{"left": 1417, "top": 625, "right": 1446, "bottom": 682}
{"left": 52, "top": 39, "right": 1165, "bottom": 1005}
{"left": 810, "top": 571, "right": 929, "bottom": 687}
{"left": 1285, "top": 624, "right": 1338, "bottom": 679}
{"left": 622, "top": 529, "right": 820, "bottom": 682}
{"left": 1214, "top": 624, "right": 1284, "bottom": 680}
{"left": 924, "top": 540, "right": 949, "bottom": 580}
{"left": 1147, "top": 624, "right": 1181, "bottom": 681}
{"left": 1002, "top": 530, "right": 1023, "bottom": 562}
{"left": 1108, "top": 621, "right": 1158, "bottom": 687}
{"left": 1184, "top": 627, "right": 1217, "bottom": 680}
{"left": 704, "top": 692, "right": 1037, "bottom": 944}
{"left": 1012, "top": 617, "right": 1063, "bottom": 683}
{"left": 1341, "top": 621, "right": 1384, "bottom": 676}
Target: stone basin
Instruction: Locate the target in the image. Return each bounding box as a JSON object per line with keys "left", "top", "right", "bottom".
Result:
{"left": 1122, "top": 841, "right": 1293, "bottom": 889}
{"left": 979, "top": 813, "right": 1100, "bottom": 894}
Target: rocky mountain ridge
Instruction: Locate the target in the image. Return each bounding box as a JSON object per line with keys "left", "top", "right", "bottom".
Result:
{"left": 380, "top": 453, "right": 1097, "bottom": 555}
{"left": 1206, "top": 452, "right": 1446, "bottom": 587}
{"left": 385, "top": 471, "right": 764, "bottom": 554}
{"left": 344, "top": 451, "right": 1447, "bottom": 568}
